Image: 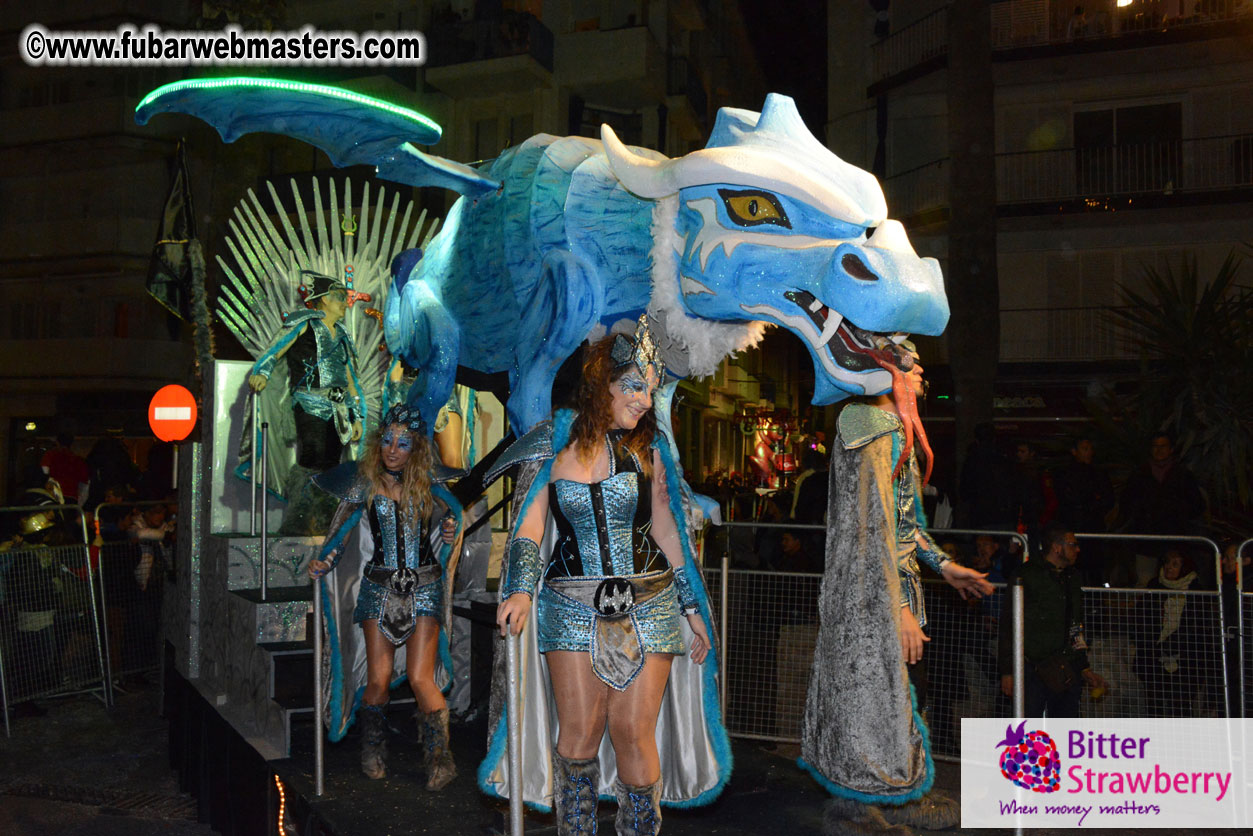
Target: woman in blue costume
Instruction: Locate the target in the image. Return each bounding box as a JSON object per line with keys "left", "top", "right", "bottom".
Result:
{"left": 482, "top": 319, "right": 729, "bottom": 836}
{"left": 307, "top": 404, "right": 462, "bottom": 789}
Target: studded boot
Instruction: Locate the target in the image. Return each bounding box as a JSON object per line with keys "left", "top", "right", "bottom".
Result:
{"left": 418, "top": 706, "right": 457, "bottom": 791}
{"left": 552, "top": 751, "right": 600, "bottom": 835}
{"left": 613, "top": 778, "right": 661, "bottom": 836}
{"left": 358, "top": 702, "right": 389, "bottom": 780}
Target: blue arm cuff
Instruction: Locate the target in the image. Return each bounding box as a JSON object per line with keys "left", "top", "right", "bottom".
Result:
{"left": 252, "top": 354, "right": 276, "bottom": 378}
{"left": 502, "top": 537, "right": 542, "bottom": 599}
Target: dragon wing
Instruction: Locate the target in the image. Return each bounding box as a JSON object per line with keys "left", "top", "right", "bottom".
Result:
{"left": 135, "top": 78, "right": 501, "bottom": 196}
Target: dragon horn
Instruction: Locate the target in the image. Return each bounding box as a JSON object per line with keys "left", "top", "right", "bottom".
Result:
{"left": 601, "top": 123, "right": 679, "bottom": 198}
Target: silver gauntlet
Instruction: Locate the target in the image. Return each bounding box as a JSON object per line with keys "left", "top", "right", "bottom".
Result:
{"left": 502, "top": 537, "right": 542, "bottom": 599}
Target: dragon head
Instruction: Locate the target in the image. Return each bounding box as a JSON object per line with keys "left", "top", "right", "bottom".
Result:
{"left": 603, "top": 94, "right": 948, "bottom": 403}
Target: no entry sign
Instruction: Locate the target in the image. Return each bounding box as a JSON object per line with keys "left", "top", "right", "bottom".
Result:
{"left": 148, "top": 384, "right": 198, "bottom": 441}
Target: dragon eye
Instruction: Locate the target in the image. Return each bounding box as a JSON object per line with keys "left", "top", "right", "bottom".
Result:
{"left": 717, "top": 188, "right": 791, "bottom": 229}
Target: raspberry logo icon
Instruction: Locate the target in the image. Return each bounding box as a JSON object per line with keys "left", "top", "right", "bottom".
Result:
{"left": 995, "top": 721, "right": 1061, "bottom": 793}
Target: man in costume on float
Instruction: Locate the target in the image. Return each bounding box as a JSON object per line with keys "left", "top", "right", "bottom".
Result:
{"left": 800, "top": 340, "right": 993, "bottom": 835}
{"left": 247, "top": 270, "right": 367, "bottom": 534}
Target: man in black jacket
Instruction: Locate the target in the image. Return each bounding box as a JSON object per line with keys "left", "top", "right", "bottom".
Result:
{"left": 1119, "top": 432, "right": 1206, "bottom": 586}
{"left": 999, "top": 526, "right": 1108, "bottom": 717}
{"left": 1051, "top": 436, "right": 1115, "bottom": 584}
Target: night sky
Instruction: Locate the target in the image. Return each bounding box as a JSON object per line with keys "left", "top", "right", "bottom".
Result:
{"left": 736, "top": 0, "right": 828, "bottom": 129}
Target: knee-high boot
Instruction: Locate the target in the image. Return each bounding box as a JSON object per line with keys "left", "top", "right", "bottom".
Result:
{"left": 358, "top": 702, "right": 389, "bottom": 780}
{"left": 552, "top": 751, "right": 600, "bottom": 835}
{"left": 614, "top": 778, "right": 661, "bottom": 836}
{"left": 418, "top": 706, "right": 457, "bottom": 791}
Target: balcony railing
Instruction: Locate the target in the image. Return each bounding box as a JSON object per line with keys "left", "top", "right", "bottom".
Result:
{"left": 667, "top": 56, "right": 708, "bottom": 126}
{"left": 883, "top": 134, "right": 1253, "bottom": 218}
{"left": 870, "top": 8, "right": 947, "bottom": 84}
{"left": 1000, "top": 306, "right": 1138, "bottom": 362}
{"left": 870, "top": 0, "right": 1252, "bottom": 85}
{"left": 425, "top": 11, "right": 555, "bottom": 72}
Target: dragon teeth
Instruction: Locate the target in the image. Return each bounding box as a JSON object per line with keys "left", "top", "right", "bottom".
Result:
{"left": 808, "top": 298, "right": 824, "bottom": 313}
{"left": 819, "top": 310, "right": 844, "bottom": 346}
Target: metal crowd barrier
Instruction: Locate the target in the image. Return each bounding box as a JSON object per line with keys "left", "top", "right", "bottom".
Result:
{"left": 1, "top": 501, "right": 171, "bottom": 736}
{"left": 703, "top": 522, "right": 1247, "bottom": 753}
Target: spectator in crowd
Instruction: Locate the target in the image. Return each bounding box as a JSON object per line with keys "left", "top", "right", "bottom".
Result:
{"left": 1011, "top": 440, "right": 1050, "bottom": 539}
{"left": 789, "top": 449, "right": 821, "bottom": 518}
{"left": 959, "top": 422, "right": 1016, "bottom": 529}
{"left": 84, "top": 436, "right": 139, "bottom": 512}
{"left": 999, "top": 526, "right": 1109, "bottom": 717}
{"left": 1051, "top": 435, "right": 1115, "bottom": 585}
{"left": 0, "top": 493, "right": 77, "bottom": 717}
{"left": 1133, "top": 549, "right": 1203, "bottom": 717}
{"left": 970, "top": 535, "right": 1010, "bottom": 621}
{"left": 41, "top": 432, "right": 89, "bottom": 505}
{"left": 1119, "top": 432, "right": 1206, "bottom": 587}
{"left": 774, "top": 529, "right": 821, "bottom": 574}
{"left": 1066, "top": 5, "right": 1089, "bottom": 39}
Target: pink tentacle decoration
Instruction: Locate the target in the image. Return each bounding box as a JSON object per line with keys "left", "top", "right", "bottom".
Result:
{"left": 870, "top": 353, "right": 933, "bottom": 486}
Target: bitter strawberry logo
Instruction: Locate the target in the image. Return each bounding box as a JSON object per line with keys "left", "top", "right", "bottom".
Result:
{"left": 996, "top": 721, "right": 1061, "bottom": 793}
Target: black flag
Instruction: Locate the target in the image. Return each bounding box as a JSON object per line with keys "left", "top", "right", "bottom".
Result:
{"left": 146, "top": 140, "right": 197, "bottom": 321}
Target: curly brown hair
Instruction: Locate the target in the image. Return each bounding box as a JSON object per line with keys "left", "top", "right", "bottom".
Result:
{"left": 568, "top": 335, "right": 656, "bottom": 476}
{"left": 359, "top": 424, "right": 435, "bottom": 523}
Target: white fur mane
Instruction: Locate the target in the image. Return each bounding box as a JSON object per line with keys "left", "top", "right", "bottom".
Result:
{"left": 646, "top": 195, "right": 769, "bottom": 378}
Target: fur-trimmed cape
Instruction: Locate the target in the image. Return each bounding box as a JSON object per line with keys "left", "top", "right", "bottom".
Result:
{"left": 476, "top": 408, "right": 732, "bottom": 809}
{"left": 312, "top": 461, "right": 463, "bottom": 741}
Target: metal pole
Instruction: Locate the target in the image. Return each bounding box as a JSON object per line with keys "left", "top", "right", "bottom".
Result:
{"left": 1210, "top": 539, "right": 1232, "bottom": 718}
{"left": 313, "top": 575, "right": 324, "bottom": 796}
{"left": 250, "top": 394, "right": 259, "bottom": 536}
{"left": 505, "top": 630, "right": 524, "bottom": 836}
{"left": 0, "top": 626, "right": 9, "bottom": 737}
{"left": 720, "top": 553, "right": 729, "bottom": 720}
{"left": 85, "top": 540, "right": 112, "bottom": 709}
{"left": 1011, "top": 573, "right": 1025, "bottom": 836}
{"left": 1012, "top": 576, "right": 1025, "bottom": 718}
{"left": 260, "top": 422, "right": 269, "bottom": 601}
{"left": 1238, "top": 539, "right": 1250, "bottom": 720}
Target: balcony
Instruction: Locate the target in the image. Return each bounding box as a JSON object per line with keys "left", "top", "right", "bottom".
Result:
{"left": 1000, "top": 306, "right": 1137, "bottom": 362}
{"left": 424, "top": 12, "right": 554, "bottom": 97}
{"left": 666, "top": 55, "right": 709, "bottom": 134}
{"left": 557, "top": 25, "right": 666, "bottom": 110}
{"left": 1, "top": 96, "right": 168, "bottom": 147}
{"left": 869, "top": 0, "right": 1253, "bottom": 88}
{"left": 882, "top": 134, "right": 1253, "bottom": 220}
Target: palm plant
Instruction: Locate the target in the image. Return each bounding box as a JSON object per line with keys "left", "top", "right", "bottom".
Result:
{"left": 1099, "top": 248, "right": 1253, "bottom": 529}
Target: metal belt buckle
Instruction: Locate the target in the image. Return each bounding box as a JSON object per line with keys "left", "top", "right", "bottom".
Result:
{"left": 594, "top": 577, "right": 635, "bottom": 616}
{"left": 388, "top": 567, "right": 418, "bottom": 594}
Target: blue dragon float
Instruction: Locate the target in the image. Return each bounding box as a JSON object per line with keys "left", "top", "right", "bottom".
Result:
{"left": 136, "top": 79, "right": 948, "bottom": 440}
{"left": 137, "top": 77, "right": 953, "bottom": 813}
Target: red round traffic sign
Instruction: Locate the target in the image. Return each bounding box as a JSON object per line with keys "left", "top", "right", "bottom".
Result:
{"left": 148, "top": 385, "right": 198, "bottom": 441}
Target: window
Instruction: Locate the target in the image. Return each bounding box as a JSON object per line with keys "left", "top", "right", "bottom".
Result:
{"left": 1074, "top": 102, "right": 1182, "bottom": 194}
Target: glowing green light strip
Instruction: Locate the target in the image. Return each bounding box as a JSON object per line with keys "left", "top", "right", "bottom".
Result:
{"left": 137, "top": 77, "right": 441, "bottom": 137}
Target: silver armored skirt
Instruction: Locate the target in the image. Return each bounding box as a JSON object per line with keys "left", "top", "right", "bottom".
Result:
{"left": 353, "top": 573, "right": 443, "bottom": 624}
{"left": 536, "top": 569, "right": 684, "bottom": 656}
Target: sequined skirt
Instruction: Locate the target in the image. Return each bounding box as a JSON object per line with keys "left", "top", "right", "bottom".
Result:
{"left": 353, "top": 573, "right": 443, "bottom": 624}
{"left": 535, "top": 569, "right": 684, "bottom": 655}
